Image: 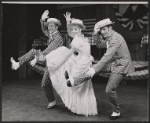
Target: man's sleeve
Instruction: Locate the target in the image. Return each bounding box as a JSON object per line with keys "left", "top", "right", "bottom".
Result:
{"left": 42, "top": 36, "right": 63, "bottom": 56}
{"left": 40, "top": 19, "right": 49, "bottom": 37}
{"left": 74, "top": 70, "right": 91, "bottom": 86}
{"left": 92, "top": 34, "right": 106, "bottom": 48}
{"left": 93, "top": 36, "right": 122, "bottom": 73}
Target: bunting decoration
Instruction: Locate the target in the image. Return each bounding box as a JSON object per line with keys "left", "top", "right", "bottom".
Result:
{"left": 113, "top": 4, "right": 148, "bottom": 31}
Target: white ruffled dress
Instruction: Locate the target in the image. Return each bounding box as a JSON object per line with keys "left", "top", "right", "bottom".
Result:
{"left": 45, "top": 36, "right": 98, "bottom": 116}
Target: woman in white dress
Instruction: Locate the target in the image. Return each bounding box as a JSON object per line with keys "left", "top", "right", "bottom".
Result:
{"left": 39, "top": 12, "right": 98, "bottom": 116}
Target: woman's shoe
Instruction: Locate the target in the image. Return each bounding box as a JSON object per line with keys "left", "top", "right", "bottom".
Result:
{"left": 47, "top": 100, "right": 56, "bottom": 109}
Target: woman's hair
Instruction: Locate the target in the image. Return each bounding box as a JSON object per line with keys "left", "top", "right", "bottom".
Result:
{"left": 70, "top": 24, "right": 82, "bottom": 29}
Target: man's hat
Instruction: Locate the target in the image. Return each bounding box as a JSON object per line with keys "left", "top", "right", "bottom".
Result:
{"left": 68, "top": 18, "right": 86, "bottom": 30}
{"left": 45, "top": 18, "right": 61, "bottom": 27}
{"left": 95, "top": 18, "right": 114, "bottom": 29}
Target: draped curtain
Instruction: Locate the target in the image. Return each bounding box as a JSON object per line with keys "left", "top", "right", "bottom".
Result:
{"left": 113, "top": 4, "right": 148, "bottom": 32}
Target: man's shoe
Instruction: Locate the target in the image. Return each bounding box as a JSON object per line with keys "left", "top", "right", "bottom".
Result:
{"left": 47, "top": 100, "right": 56, "bottom": 109}
{"left": 110, "top": 112, "right": 120, "bottom": 120}
{"left": 10, "top": 57, "right": 20, "bottom": 70}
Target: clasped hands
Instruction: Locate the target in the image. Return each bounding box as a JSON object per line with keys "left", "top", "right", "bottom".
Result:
{"left": 86, "top": 67, "right": 96, "bottom": 78}
{"left": 30, "top": 50, "right": 46, "bottom": 66}
{"left": 40, "top": 10, "right": 96, "bottom": 78}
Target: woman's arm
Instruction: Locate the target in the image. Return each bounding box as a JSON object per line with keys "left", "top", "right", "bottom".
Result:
{"left": 63, "top": 12, "right": 74, "bottom": 38}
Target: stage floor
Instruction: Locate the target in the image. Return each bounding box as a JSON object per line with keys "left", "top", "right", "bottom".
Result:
{"left": 2, "top": 78, "right": 149, "bottom": 122}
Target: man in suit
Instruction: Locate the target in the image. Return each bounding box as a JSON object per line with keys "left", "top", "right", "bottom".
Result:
{"left": 10, "top": 10, "right": 63, "bottom": 109}
{"left": 86, "top": 18, "right": 135, "bottom": 120}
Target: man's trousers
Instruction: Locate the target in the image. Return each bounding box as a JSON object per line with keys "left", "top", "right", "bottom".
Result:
{"left": 101, "top": 64, "right": 124, "bottom": 113}
{"left": 18, "top": 49, "right": 55, "bottom": 103}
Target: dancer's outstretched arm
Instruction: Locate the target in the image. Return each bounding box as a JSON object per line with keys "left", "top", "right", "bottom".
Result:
{"left": 40, "top": 10, "right": 49, "bottom": 37}
{"left": 63, "top": 12, "right": 75, "bottom": 38}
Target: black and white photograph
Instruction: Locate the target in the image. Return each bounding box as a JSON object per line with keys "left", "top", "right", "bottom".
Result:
{"left": 1, "top": 1, "right": 149, "bottom": 122}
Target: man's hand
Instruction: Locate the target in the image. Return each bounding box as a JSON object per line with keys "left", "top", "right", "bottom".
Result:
{"left": 86, "top": 68, "right": 96, "bottom": 78}
{"left": 93, "top": 22, "right": 100, "bottom": 34}
{"left": 41, "top": 10, "right": 49, "bottom": 20}
{"left": 30, "top": 56, "right": 37, "bottom": 66}
{"left": 36, "top": 50, "right": 46, "bottom": 63}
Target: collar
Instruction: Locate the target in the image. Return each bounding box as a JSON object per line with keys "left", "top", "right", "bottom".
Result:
{"left": 52, "top": 31, "right": 58, "bottom": 35}
{"left": 49, "top": 30, "right": 58, "bottom": 37}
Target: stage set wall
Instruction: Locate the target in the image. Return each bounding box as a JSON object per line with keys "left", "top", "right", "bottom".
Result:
{"left": 1, "top": 4, "right": 148, "bottom": 80}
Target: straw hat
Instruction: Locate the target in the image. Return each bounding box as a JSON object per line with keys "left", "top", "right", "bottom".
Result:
{"left": 68, "top": 18, "right": 86, "bottom": 30}
{"left": 45, "top": 18, "right": 61, "bottom": 27}
{"left": 95, "top": 18, "right": 114, "bottom": 29}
